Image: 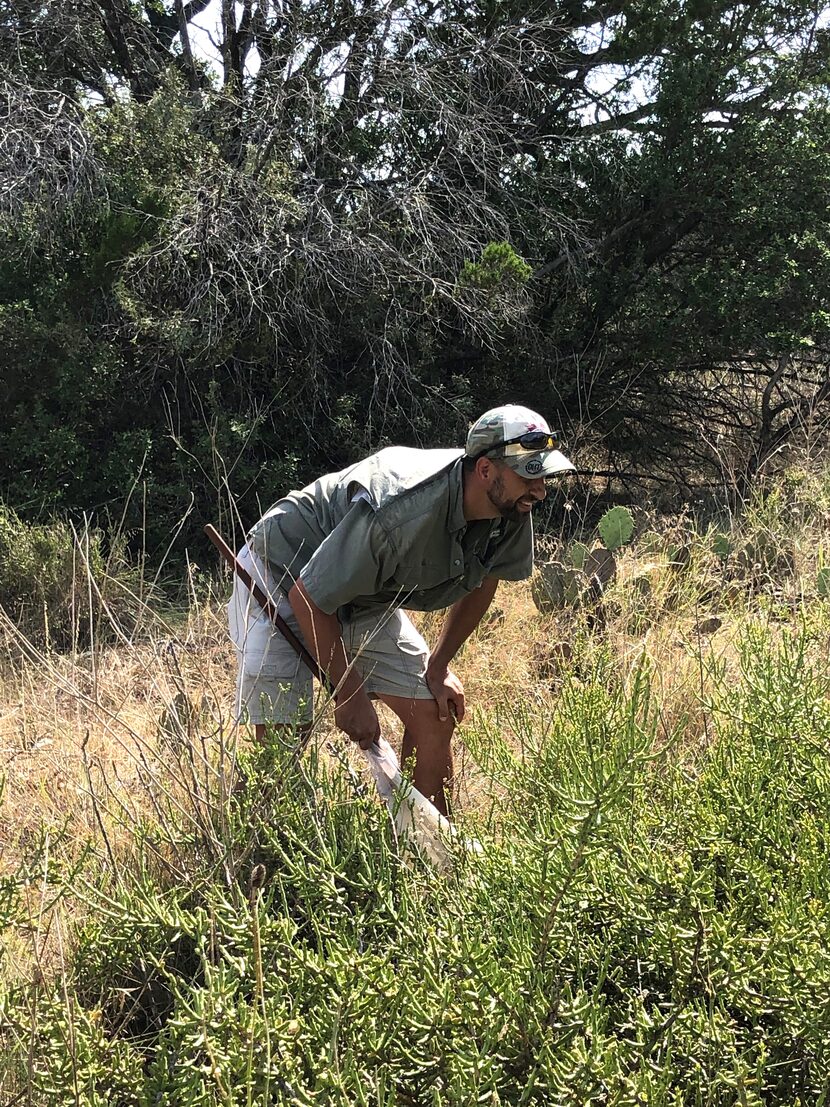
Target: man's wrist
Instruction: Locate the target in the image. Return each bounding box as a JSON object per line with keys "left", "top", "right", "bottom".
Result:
{"left": 426, "top": 653, "right": 450, "bottom": 680}
{"left": 335, "top": 668, "right": 368, "bottom": 701}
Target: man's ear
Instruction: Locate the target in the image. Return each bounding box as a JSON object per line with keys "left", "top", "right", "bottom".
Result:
{"left": 476, "top": 457, "right": 496, "bottom": 482}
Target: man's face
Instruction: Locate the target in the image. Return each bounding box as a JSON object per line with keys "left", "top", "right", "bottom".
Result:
{"left": 486, "top": 462, "right": 547, "bottom": 522}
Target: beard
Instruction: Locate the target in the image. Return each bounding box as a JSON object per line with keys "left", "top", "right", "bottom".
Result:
{"left": 486, "top": 472, "right": 528, "bottom": 523}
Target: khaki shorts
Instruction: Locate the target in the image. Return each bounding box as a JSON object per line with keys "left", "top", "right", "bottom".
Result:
{"left": 228, "top": 546, "right": 434, "bottom": 725}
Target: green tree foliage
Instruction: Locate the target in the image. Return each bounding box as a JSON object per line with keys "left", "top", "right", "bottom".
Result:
{"left": 2, "top": 0, "right": 830, "bottom": 558}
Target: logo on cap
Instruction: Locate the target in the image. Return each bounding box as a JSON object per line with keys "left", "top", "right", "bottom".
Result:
{"left": 525, "top": 458, "right": 543, "bottom": 475}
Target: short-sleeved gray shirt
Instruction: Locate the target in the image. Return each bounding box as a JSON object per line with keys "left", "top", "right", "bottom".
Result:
{"left": 248, "top": 447, "right": 533, "bottom": 617}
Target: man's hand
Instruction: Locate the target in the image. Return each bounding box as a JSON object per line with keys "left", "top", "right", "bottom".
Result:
{"left": 424, "top": 578, "right": 497, "bottom": 724}
{"left": 334, "top": 689, "right": 382, "bottom": 750}
{"left": 426, "top": 664, "right": 466, "bottom": 723}
{"left": 288, "top": 580, "right": 380, "bottom": 750}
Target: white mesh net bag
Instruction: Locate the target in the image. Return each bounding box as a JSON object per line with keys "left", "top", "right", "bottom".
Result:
{"left": 362, "top": 738, "right": 483, "bottom": 870}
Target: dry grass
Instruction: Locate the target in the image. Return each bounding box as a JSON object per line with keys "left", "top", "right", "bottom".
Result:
{"left": 0, "top": 547, "right": 821, "bottom": 877}
{"left": 0, "top": 574, "right": 564, "bottom": 881}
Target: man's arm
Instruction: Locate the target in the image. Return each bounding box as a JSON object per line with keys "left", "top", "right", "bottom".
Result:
{"left": 287, "top": 579, "right": 381, "bottom": 749}
{"left": 426, "top": 576, "right": 500, "bottom": 723}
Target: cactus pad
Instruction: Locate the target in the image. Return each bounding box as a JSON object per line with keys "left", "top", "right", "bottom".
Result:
{"left": 598, "top": 506, "right": 634, "bottom": 551}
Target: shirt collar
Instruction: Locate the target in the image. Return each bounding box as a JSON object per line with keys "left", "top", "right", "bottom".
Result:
{"left": 447, "top": 457, "right": 467, "bottom": 534}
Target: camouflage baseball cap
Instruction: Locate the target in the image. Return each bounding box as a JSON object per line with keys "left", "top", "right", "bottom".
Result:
{"left": 465, "top": 404, "right": 575, "bottom": 479}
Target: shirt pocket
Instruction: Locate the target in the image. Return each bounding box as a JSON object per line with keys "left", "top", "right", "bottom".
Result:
{"left": 393, "top": 556, "right": 457, "bottom": 591}
{"left": 462, "top": 554, "right": 490, "bottom": 591}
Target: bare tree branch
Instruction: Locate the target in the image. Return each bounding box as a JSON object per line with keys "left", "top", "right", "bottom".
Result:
{"left": 0, "top": 76, "right": 100, "bottom": 234}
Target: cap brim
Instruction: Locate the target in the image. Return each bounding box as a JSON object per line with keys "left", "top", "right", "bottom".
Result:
{"left": 505, "top": 449, "right": 575, "bottom": 479}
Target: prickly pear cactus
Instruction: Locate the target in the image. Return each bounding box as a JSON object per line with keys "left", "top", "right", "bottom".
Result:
{"left": 584, "top": 545, "right": 617, "bottom": 589}
{"left": 668, "top": 543, "right": 692, "bottom": 571}
{"left": 531, "top": 508, "right": 632, "bottom": 616}
{"left": 712, "top": 533, "right": 730, "bottom": 560}
{"left": 569, "top": 541, "right": 589, "bottom": 570}
{"left": 637, "top": 530, "right": 664, "bottom": 554}
{"left": 532, "top": 562, "right": 584, "bottom": 613}
{"left": 735, "top": 534, "right": 795, "bottom": 578}
{"left": 597, "top": 506, "right": 634, "bottom": 551}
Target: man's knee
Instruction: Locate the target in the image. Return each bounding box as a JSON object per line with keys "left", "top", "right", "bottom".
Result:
{"left": 398, "top": 699, "right": 455, "bottom": 743}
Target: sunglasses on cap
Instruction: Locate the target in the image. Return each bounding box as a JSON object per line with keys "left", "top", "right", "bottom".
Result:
{"left": 470, "top": 431, "right": 559, "bottom": 462}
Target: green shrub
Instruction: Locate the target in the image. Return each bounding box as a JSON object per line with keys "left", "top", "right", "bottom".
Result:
{"left": 6, "top": 625, "right": 830, "bottom": 1103}
{"left": 0, "top": 504, "right": 142, "bottom": 650}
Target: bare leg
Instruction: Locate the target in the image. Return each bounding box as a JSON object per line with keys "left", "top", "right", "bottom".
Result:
{"left": 379, "top": 695, "right": 454, "bottom": 816}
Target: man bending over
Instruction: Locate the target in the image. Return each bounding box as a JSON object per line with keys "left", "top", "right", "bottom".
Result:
{"left": 228, "top": 404, "right": 575, "bottom": 815}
